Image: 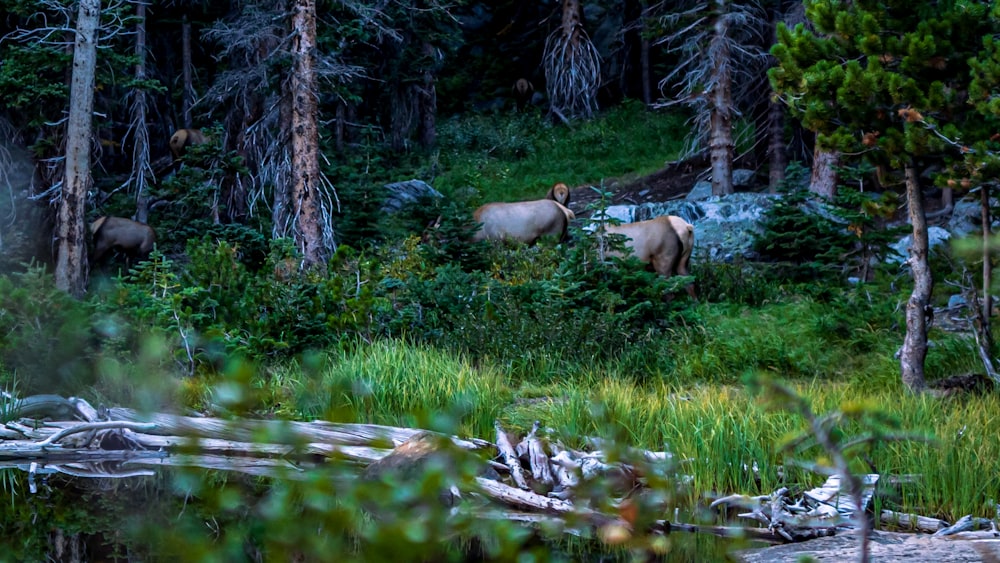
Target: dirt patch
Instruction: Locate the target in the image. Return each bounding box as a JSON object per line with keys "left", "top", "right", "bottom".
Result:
{"left": 566, "top": 154, "right": 711, "bottom": 216}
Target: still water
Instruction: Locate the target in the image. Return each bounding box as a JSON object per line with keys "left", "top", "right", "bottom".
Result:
{"left": 0, "top": 459, "right": 756, "bottom": 562}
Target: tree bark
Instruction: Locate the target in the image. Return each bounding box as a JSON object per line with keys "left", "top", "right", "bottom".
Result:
{"left": 272, "top": 92, "right": 292, "bottom": 238}
{"left": 335, "top": 102, "right": 346, "bottom": 152}
{"left": 809, "top": 145, "right": 838, "bottom": 199}
{"left": 900, "top": 162, "right": 930, "bottom": 392}
{"left": 981, "top": 184, "right": 994, "bottom": 362}
{"left": 181, "top": 15, "right": 193, "bottom": 129}
{"left": 709, "top": 0, "right": 734, "bottom": 196}
{"left": 133, "top": 0, "right": 151, "bottom": 224}
{"left": 767, "top": 98, "right": 786, "bottom": 192}
{"left": 640, "top": 1, "right": 651, "bottom": 105}
{"left": 55, "top": 0, "right": 101, "bottom": 297}
{"left": 419, "top": 41, "right": 437, "bottom": 149}
{"left": 288, "top": 0, "right": 327, "bottom": 269}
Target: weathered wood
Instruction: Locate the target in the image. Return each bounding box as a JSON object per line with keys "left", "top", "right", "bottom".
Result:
{"left": 934, "top": 514, "right": 994, "bottom": 536}
{"left": 106, "top": 407, "right": 489, "bottom": 451}
{"left": 879, "top": 509, "right": 948, "bottom": 533}
{"left": 548, "top": 443, "right": 580, "bottom": 492}
{"left": 494, "top": 420, "right": 529, "bottom": 490}
{"left": 525, "top": 422, "right": 554, "bottom": 488}
{"left": 39, "top": 421, "right": 157, "bottom": 446}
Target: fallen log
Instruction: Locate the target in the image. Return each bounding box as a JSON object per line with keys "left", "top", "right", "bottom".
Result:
{"left": 494, "top": 420, "right": 529, "bottom": 490}
{"left": 106, "top": 407, "right": 489, "bottom": 451}
{"left": 879, "top": 509, "right": 948, "bottom": 533}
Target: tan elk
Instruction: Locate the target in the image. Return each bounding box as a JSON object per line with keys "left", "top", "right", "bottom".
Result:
{"left": 169, "top": 128, "right": 208, "bottom": 160}
{"left": 472, "top": 199, "right": 575, "bottom": 244}
{"left": 90, "top": 216, "right": 156, "bottom": 265}
{"left": 601, "top": 215, "right": 696, "bottom": 298}
{"left": 545, "top": 182, "right": 571, "bottom": 207}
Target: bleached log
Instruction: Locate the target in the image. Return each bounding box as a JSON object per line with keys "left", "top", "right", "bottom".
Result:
{"left": 474, "top": 477, "right": 624, "bottom": 529}
{"left": 127, "top": 433, "right": 392, "bottom": 464}
{"left": 802, "top": 474, "right": 879, "bottom": 519}
{"left": 525, "top": 422, "right": 553, "bottom": 487}
{"left": 494, "top": 420, "right": 529, "bottom": 490}
{"left": 548, "top": 444, "right": 580, "bottom": 489}
{"left": 106, "top": 407, "right": 489, "bottom": 451}
{"left": 934, "top": 514, "right": 993, "bottom": 536}
{"left": 38, "top": 422, "right": 157, "bottom": 446}
{"left": 879, "top": 509, "right": 948, "bottom": 533}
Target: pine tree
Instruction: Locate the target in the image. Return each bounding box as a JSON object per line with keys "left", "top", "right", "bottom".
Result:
{"left": 770, "top": 0, "right": 996, "bottom": 392}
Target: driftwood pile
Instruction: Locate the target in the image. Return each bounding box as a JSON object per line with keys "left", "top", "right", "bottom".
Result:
{"left": 0, "top": 394, "right": 992, "bottom": 545}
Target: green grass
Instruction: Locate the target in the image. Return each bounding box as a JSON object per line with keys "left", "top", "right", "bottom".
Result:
{"left": 500, "top": 375, "right": 1000, "bottom": 523}
{"left": 286, "top": 339, "right": 510, "bottom": 437}
{"left": 433, "top": 101, "right": 691, "bottom": 202}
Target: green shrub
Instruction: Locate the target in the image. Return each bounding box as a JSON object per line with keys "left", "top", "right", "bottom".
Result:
{"left": 0, "top": 265, "right": 98, "bottom": 393}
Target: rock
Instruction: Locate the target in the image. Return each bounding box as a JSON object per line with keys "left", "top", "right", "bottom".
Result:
{"left": 947, "top": 198, "right": 1000, "bottom": 239}
{"left": 582, "top": 193, "right": 777, "bottom": 263}
{"left": 736, "top": 529, "right": 1000, "bottom": 562}
{"left": 686, "top": 181, "right": 713, "bottom": 201}
{"left": 381, "top": 179, "right": 443, "bottom": 213}
{"left": 888, "top": 227, "right": 952, "bottom": 264}
{"left": 733, "top": 169, "right": 756, "bottom": 188}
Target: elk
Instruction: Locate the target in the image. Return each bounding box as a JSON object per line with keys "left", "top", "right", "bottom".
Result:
{"left": 90, "top": 216, "right": 156, "bottom": 265}
{"left": 169, "top": 128, "right": 208, "bottom": 160}
{"left": 512, "top": 78, "right": 534, "bottom": 112}
{"left": 601, "top": 215, "right": 697, "bottom": 298}
{"left": 472, "top": 199, "right": 575, "bottom": 244}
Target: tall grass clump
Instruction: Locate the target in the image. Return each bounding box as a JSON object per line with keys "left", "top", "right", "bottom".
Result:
{"left": 291, "top": 340, "right": 509, "bottom": 437}
{"left": 523, "top": 375, "right": 1000, "bottom": 521}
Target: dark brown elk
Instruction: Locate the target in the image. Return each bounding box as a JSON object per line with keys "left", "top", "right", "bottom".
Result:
{"left": 472, "top": 199, "right": 575, "bottom": 244}
{"left": 90, "top": 216, "right": 156, "bottom": 264}
{"left": 169, "top": 128, "right": 208, "bottom": 160}
{"left": 545, "top": 182, "right": 571, "bottom": 207}
{"left": 602, "top": 215, "right": 696, "bottom": 297}
{"left": 512, "top": 78, "right": 534, "bottom": 112}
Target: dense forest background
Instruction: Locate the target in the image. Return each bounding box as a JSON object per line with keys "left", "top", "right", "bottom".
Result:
{"left": 0, "top": 0, "right": 796, "bottom": 273}
{"left": 7, "top": 1, "right": 1000, "bottom": 559}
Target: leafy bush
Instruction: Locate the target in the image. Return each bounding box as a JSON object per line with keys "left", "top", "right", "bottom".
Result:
{"left": 0, "top": 265, "right": 98, "bottom": 393}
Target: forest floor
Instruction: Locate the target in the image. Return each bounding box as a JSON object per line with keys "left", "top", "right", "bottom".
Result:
{"left": 564, "top": 154, "right": 709, "bottom": 217}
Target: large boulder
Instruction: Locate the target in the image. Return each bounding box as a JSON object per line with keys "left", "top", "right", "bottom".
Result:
{"left": 586, "top": 193, "right": 778, "bottom": 263}
{"left": 888, "top": 226, "right": 952, "bottom": 264}
{"left": 947, "top": 198, "right": 1000, "bottom": 239}
{"left": 382, "top": 179, "right": 443, "bottom": 213}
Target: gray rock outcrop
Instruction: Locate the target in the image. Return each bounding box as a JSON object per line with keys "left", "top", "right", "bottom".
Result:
{"left": 382, "top": 179, "right": 443, "bottom": 213}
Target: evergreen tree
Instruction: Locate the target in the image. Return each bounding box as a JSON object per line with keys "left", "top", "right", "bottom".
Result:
{"left": 770, "top": 0, "right": 997, "bottom": 391}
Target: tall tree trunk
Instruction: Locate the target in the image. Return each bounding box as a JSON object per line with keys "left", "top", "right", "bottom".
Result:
{"left": 809, "top": 145, "right": 838, "bottom": 199}
{"left": 55, "top": 0, "right": 100, "bottom": 297}
{"left": 419, "top": 41, "right": 437, "bottom": 149}
{"left": 767, "top": 98, "right": 786, "bottom": 192}
{"left": 544, "top": 0, "right": 600, "bottom": 120}
{"left": 640, "top": 1, "right": 651, "bottom": 105}
{"left": 979, "top": 184, "right": 996, "bottom": 380}
{"left": 181, "top": 15, "right": 193, "bottom": 128}
{"left": 900, "top": 162, "right": 930, "bottom": 392}
{"left": 133, "top": 0, "right": 151, "bottom": 223}
{"left": 709, "top": 0, "right": 734, "bottom": 196}
{"left": 272, "top": 92, "right": 292, "bottom": 238}
{"left": 288, "top": 0, "right": 327, "bottom": 269}
{"left": 335, "top": 102, "right": 346, "bottom": 152}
